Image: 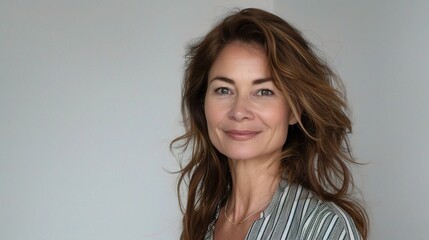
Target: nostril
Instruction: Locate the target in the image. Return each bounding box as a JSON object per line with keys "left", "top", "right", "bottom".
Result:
{"left": 227, "top": 100, "right": 254, "bottom": 121}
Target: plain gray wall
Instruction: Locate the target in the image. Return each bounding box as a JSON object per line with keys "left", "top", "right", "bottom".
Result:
{"left": 1, "top": 0, "right": 428, "bottom": 239}
{"left": 0, "top": 1, "right": 272, "bottom": 239}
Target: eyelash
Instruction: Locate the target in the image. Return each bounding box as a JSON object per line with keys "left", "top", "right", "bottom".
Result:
{"left": 214, "top": 87, "right": 232, "bottom": 95}
{"left": 214, "top": 87, "right": 274, "bottom": 96}
{"left": 256, "top": 89, "right": 274, "bottom": 96}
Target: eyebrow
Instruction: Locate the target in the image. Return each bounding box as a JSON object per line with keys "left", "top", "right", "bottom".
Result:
{"left": 209, "top": 76, "right": 273, "bottom": 85}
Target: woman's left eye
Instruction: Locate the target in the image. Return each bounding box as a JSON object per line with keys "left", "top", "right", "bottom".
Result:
{"left": 256, "top": 89, "right": 274, "bottom": 96}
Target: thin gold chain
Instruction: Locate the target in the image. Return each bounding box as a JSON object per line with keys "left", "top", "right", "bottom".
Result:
{"left": 223, "top": 198, "right": 269, "bottom": 225}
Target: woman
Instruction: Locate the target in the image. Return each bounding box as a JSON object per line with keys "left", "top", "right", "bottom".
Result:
{"left": 172, "top": 8, "right": 369, "bottom": 240}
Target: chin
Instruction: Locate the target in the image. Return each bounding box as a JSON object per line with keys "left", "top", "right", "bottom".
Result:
{"left": 221, "top": 149, "right": 262, "bottom": 161}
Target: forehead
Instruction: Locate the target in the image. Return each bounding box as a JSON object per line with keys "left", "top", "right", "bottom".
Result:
{"left": 208, "top": 41, "right": 269, "bottom": 79}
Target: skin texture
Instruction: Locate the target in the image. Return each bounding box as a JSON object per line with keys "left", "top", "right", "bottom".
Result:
{"left": 204, "top": 41, "right": 298, "bottom": 239}
{"left": 205, "top": 41, "right": 297, "bottom": 164}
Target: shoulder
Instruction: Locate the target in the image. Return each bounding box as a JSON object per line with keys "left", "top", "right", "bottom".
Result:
{"left": 301, "top": 202, "right": 361, "bottom": 240}
{"left": 286, "top": 185, "right": 361, "bottom": 240}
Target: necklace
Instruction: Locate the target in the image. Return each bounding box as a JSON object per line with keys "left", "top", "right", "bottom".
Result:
{"left": 223, "top": 198, "right": 269, "bottom": 225}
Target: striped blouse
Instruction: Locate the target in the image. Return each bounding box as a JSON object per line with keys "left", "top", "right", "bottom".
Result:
{"left": 205, "top": 179, "right": 361, "bottom": 240}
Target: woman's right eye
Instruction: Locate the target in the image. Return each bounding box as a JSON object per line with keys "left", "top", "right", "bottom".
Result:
{"left": 215, "top": 87, "right": 231, "bottom": 95}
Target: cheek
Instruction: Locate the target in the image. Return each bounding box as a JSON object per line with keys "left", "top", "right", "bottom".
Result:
{"left": 263, "top": 104, "right": 291, "bottom": 136}
{"left": 204, "top": 96, "right": 230, "bottom": 121}
{"left": 204, "top": 104, "right": 222, "bottom": 150}
{"left": 204, "top": 102, "right": 215, "bottom": 126}
{"left": 265, "top": 102, "right": 289, "bottom": 120}
{"left": 204, "top": 100, "right": 223, "bottom": 133}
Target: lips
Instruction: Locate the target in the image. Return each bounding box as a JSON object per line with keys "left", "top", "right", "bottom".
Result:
{"left": 224, "top": 129, "right": 261, "bottom": 141}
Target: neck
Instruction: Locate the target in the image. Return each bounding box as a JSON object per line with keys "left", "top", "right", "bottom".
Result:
{"left": 226, "top": 157, "right": 280, "bottom": 223}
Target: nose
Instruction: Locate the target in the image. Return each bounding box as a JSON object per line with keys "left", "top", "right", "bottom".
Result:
{"left": 227, "top": 96, "right": 254, "bottom": 122}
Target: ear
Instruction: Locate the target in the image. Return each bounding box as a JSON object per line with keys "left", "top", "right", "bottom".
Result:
{"left": 288, "top": 114, "right": 298, "bottom": 125}
{"left": 288, "top": 109, "right": 301, "bottom": 125}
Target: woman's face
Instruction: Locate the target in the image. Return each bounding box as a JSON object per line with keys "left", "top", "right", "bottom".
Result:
{"left": 204, "top": 41, "right": 297, "bottom": 162}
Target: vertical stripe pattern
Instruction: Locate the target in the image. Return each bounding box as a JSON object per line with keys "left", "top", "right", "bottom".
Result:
{"left": 205, "top": 180, "right": 361, "bottom": 240}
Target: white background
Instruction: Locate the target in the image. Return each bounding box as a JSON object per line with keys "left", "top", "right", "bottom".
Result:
{"left": 1, "top": 1, "right": 428, "bottom": 239}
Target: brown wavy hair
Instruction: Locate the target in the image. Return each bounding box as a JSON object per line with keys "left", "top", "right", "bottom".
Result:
{"left": 171, "top": 8, "right": 369, "bottom": 240}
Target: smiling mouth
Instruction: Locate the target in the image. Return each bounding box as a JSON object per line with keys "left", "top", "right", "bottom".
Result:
{"left": 224, "top": 130, "right": 261, "bottom": 141}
